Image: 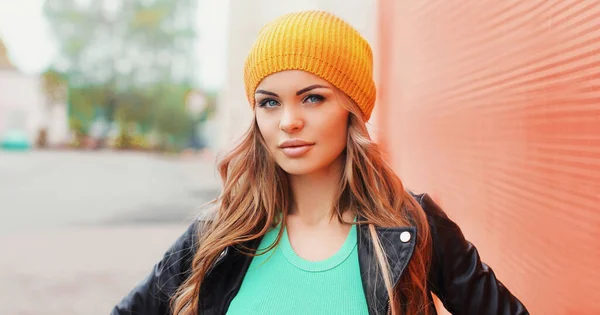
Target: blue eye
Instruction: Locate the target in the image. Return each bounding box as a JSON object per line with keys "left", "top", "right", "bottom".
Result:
{"left": 304, "top": 94, "right": 325, "bottom": 104}
{"left": 258, "top": 99, "right": 280, "bottom": 108}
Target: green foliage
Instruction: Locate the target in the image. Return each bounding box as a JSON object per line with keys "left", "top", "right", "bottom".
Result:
{"left": 41, "top": 68, "right": 67, "bottom": 104}
{"left": 69, "top": 117, "right": 87, "bottom": 136}
{"left": 43, "top": 0, "right": 202, "bottom": 151}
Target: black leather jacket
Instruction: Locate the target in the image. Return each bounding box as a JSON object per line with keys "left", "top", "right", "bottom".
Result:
{"left": 111, "top": 193, "right": 529, "bottom": 315}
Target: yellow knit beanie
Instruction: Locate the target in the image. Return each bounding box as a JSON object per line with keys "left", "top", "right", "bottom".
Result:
{"left": 244, "top": 10, "right": 376, "bottom": 120}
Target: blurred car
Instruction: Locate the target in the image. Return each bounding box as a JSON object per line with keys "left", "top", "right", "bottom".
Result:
{"left": 0, "top": 129, "right": 31, "bottom": 151}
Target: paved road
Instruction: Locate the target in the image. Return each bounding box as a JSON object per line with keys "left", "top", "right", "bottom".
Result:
{"left": 0, "top": 150, "right": 221, "bottom": 315}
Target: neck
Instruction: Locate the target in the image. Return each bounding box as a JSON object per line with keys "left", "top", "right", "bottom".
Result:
{"left": 287, "top": 157, "right": 346, "bottom": 226}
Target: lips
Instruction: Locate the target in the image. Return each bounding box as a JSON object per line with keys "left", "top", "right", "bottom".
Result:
{"left": 278, "top": 139, "right": 315, "bottom": 158}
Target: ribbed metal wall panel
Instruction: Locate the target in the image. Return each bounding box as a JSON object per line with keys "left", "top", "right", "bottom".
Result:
{"left": 376, "top": 1, "right": 600, "bottom": 314}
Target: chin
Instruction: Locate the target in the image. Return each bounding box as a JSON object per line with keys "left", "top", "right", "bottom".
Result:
{"left": 277, "top": 160, "right": 320, "bottom": 175}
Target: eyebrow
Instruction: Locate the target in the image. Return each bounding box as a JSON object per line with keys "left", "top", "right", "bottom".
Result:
{"left": 255, "top": 90, "right": 278, "bottom": 97}
{"left": 296, "top": 84, "right": 329, "bottom": 95}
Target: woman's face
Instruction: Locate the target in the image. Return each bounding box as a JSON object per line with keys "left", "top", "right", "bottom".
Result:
{"left": 254, "top": 70, "right": 350, "bottom": 176}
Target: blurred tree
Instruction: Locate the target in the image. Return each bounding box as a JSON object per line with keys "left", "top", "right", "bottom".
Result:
{"left": 38, "top": 68, "right": 68, "bottom": 148}
{"left": 41, "top": 68, "right": 67, "bottom": 105}
{"left": 43, "top": 0, "right": 200, "bottom": 150}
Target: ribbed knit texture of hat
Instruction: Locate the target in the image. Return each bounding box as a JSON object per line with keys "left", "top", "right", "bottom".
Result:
{"left": 244, "top": 10, "right": 376, "bottom": 120}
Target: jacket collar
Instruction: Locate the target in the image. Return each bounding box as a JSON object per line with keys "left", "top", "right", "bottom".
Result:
{"left": 357, "top": 224, "right": 418, "bottom": 315}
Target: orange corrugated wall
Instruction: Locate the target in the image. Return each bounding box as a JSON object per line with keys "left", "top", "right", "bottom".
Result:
{"left": 376, "top": 1, "right": 600, "bottom": 314}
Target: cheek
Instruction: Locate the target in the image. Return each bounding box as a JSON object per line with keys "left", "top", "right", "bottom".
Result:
{"left": 319, "top": 114, "right": 349, "bottom": 152}
{"left": 256, "top": 114, "right": 275, "bottom": 143}
{"left": 255, "top": 111, "right": 265, "bottom": 129}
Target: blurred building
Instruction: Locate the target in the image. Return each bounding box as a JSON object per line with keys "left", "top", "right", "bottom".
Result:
{"left": 214, "top": 0, "right": 379, "bottom": 151}
{"left": 0, "top": 38, "right": 68, "bottom": 148}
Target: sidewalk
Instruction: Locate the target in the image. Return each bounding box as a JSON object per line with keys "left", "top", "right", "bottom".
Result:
{"left": 0, "top": 150, "right": 220, "bottom": 314}
{"left": 0, "top": 224, "right": 189, "bottom": 315}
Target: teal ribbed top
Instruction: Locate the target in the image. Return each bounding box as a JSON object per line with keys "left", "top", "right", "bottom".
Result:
{"left": 226, "top": 222, "right": 369, "bottom": 314}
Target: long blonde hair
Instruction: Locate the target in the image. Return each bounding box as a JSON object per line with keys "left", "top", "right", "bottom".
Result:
{"left": 171, "top": 92, "right": 432, "bottom": 315}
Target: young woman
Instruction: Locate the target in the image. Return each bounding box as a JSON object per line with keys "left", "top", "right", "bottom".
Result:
{"left": 112, "top": 11, "right": 529, "bottom": 315}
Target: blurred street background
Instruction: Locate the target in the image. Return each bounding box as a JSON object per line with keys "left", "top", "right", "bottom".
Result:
{"left": 0, "top": 0, "right": 599, "bottom": 314}
{"left": 0, "top": 150, "right": 219, "bottom": 314}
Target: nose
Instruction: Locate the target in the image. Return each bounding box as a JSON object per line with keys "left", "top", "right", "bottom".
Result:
{"left": 279, "top": 107, "right": 304, "bottom": 133}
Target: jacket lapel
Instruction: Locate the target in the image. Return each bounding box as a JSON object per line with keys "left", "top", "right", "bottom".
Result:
{"left": 357, "top": 224, "right": 417, "bottom": 315}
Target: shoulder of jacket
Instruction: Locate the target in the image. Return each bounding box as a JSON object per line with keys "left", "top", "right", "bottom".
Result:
{"left": 407, "top": 190, "right": 448, "bottom": 220}
{"left": 407, "top": 190, "right": 426, "bottom": 204}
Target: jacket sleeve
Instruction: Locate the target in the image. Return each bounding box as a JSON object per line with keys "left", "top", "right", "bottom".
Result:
{"left": 111, "top": 220, "right": 201, "bottom": 315}
{"left": 417, "top": 193, "right": 530, "bottom": 315}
